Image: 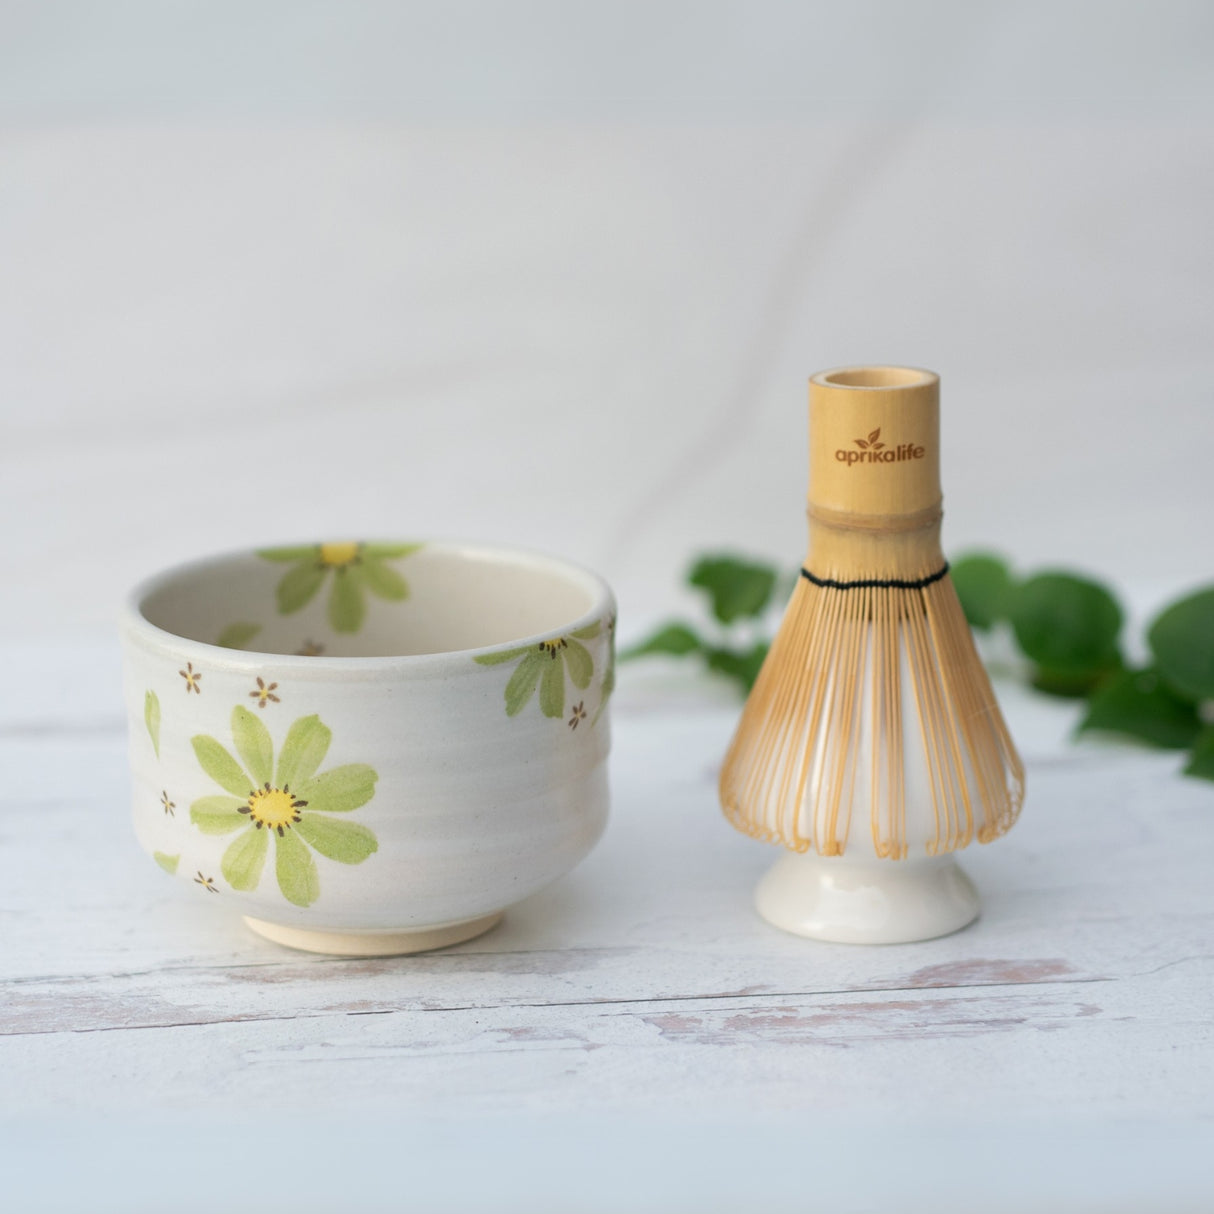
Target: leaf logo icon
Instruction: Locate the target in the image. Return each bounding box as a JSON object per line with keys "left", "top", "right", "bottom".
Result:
{"left": 837, "top": 428, "right": 925, "bottom": 466}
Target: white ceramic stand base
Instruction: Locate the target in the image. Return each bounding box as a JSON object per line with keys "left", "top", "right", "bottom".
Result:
{"left": 755, "top": 852, "right": 980, "bottom": 944}
{"left": 243, "top": 911, "right": 504, "bottom": 957}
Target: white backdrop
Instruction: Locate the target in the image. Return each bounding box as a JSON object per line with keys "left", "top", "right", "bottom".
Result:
{"left": 2, "top": 1, "right": 1212, "bottom": 642}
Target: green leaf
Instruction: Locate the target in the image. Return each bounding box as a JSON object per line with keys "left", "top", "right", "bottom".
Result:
{"left": 504, "top": 652, "right": 543, "bottom": 716}
{"left": 231, "top": 705, "right": 274, "bottom": 789}
{"left": 1185, "top": 726, "right": 1214, "bottom": 781}
{"left": 275, "top": 714, "right": 331, "bottom": 789}
{"left": 275, "top": 829, "right": 320, "bottom": 907}
{"left": 144, "top": 690, "right": 160, "bottom": 758}
{"left": 191, "top": 735, "right": 254, "bottom": 798}
{"left": 216, "top": 622, "right": 262, "bottom": 650}
{"left": 620, "top": 622, "right": 704, "bottom": 660}
{"left": 539, "top": 653, "right": 565, "bottom": 718}
{"left": 1008, "top": 572, "right": 1123, "bottom": 677}
{"left": 1077, "top": 668, "right": 1203, "bottom": 750}
{"left": 153, "top": 851, "right": 179, "bottom": 875}
{"left": 190, "top": 795, "right": 249, "bottom": 834}
{"left": 688, "top": 555, "right": 778, "bottom": 624}
{"left": 950, "top": 553, "right": 1014, "bottom": 631}
{"left": 275, "top": 561, "right": 326, "bottom": 614}
{"left": 295, "top": 814, "right": 378, "bottom": 864}
{"left": 705, "top": 642, "right": 770, "bottom": 694}
{"left": 474, "top": 645, "right": 531, "bottom": 666}
{"left": 1030, "top": 667, "right": 1108, "bottom": 698}
{"left": 362, "top": 542, "right": 422, "bottom": 561}
{"left": 259, "top": 545, "right": 317, "bottom": 562}
{"left": 296, "top": 764, "right": 378, "bottom": 814}
{"left": 1148, "top": 586, "right": 1214, "bottom": 702}
{"left": 571, "top": 621, "right": 601, "bottom": 641}
{"left": 360, "top": 559, "right": 409, "bottom": 602}
{"left": 222, "top": 825, "right": 269, "bottom": 891}
{"left": 564, "top": 639, "right": 594, "bottom": 690}
{"left": 328, "top": 569, "right": 366, "bottom": 633}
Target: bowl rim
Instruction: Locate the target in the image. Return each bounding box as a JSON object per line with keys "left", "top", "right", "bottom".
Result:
{"left": 121, "top": 538, "right": 616, "bottom": 675}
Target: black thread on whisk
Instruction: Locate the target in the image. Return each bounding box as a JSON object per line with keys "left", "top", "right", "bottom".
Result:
{"left": 800, "top": 564, "right": 950, "bottom": 592}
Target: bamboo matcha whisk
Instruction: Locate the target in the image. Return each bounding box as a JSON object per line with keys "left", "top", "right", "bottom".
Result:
{"left": 719, "top": 366, "right": 1024, "bottom": 943}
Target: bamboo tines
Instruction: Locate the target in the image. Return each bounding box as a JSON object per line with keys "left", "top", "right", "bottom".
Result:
{"left": 718, "top": 366, "right": 1025, "bottom": 860}
{"left": 719, "top": 574, "right": 1024, "bottom": 857}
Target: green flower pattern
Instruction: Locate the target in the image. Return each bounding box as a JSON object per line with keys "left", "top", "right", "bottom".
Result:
{"left": 258, "top": 542, "right": 422, "bottom": 634}
{"left": 189, "top": 706, "right": 379, "bottom": 908}
{"left": 475, "top": 622, "right": 603, "bottom": 719}
{"left": 592, "top": 614, "right": 616, "bottom": 726}
{"left": 144, "top": 690, "right": 161, "bottom": 756}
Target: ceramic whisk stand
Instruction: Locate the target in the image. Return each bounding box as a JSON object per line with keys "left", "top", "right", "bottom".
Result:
{"left": 720, "top": 367, "right": 1025, "bottom": 945}
{"left": 755, "top": 853, "right": 980, "bottom": 945}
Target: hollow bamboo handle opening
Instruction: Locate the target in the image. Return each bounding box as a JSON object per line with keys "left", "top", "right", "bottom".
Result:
{"left": 809, "top": 367, "right": 941, "bottom": 518}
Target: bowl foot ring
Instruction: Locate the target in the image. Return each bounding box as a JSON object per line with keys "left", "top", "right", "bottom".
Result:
{"left": 243, "top": 910, "right": 505, "bottom": 956}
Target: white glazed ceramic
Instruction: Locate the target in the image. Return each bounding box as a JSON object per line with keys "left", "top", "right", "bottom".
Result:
{"left": 121, "top": 541, "right": 615, "bottom": 956}
{"left": 755, "top": 853, "right": 980, "bottom": 945}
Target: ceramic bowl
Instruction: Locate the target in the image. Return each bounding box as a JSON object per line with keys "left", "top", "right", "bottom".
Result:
{"left": 121, "top": 540, "right": 615, "bottom": 955}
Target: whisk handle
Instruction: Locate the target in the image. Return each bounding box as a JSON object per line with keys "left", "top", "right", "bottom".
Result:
{"left": 809, "top": 367, "right": 942, "bottom": 518}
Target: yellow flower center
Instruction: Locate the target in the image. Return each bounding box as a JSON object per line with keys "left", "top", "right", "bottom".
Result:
{"left": 539, "top": 638, "right": 567, "bottom": 657}
{"left": 243, "top": 785, "right": 305, "bottom": 833}
{"left": 319, "top": 541, "right": 362, "bottom": 569}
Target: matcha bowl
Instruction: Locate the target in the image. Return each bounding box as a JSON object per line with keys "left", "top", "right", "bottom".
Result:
{"left": 121, "top": 541, "right": 615, "bottom": 955}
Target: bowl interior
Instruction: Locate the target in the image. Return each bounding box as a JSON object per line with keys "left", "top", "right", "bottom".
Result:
{"left": 137, "top": 542, "right": 604, "bottom": 658}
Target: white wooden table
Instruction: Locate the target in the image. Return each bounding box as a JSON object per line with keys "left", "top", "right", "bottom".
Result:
{"left": 3, "top": 642, "right": 1212, "bottom": 1212}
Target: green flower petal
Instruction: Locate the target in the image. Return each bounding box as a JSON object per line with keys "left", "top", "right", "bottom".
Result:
{"left": 539, "top": 653, "right": 565, "bottom": 718}
{"left": 190, "top": 796, "right": 249, "bottom": 834}
{"left": 505, "top": 652, "right": 543, "bottom": 716}
{"left": 275, "top": 828, "right": 320, "bottom": 907}
{"left": 328, "top": 569, "right": 366, "bottom": 633}
{"left": 474, "top": 646, "right": 532, "bottom": 666}
{"left": 276, "top": 561, "right": 327, "bottom": 615}
{"left": 295, "top": 814, "right": 378, "bottom": 864}
{"left": 258, "top": 546, "right": 316, "bottom": 562}
{"left": 191, "top": 735, "right": 254, "bottom": 798}
{"left": 153, "top": 851, "right": 179, "bottom": 874}
{"left": 362, "top": 542, "right": 422, "bottom": 560}
{"left": 360, "top": 560, "right": 409, "bottom": 602}
{"left": 144, "top": 690, "right": 160, "bottom": 758}
{"left": 222, "top": 825, "right": 269, "bottom": 891}
{"left": 275, "top": 714, "right": 332, "bottom": 789}
{"left": 231, "top": 704, "right": 274, "bottom": 789}
{"left": 296, "top": 764, "right": 378, "bottom": 813}
{"left": 572, "top": 621, "right": 601, "bottom": 641}
{"left": 564, "top": 639, "right": 594, "bottom": 690}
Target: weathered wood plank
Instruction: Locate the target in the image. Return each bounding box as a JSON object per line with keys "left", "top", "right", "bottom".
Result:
{"left": 4, "top": 965, "right": 1211, "bottom": 1116}
{"left": 0, "top": 946, "right": 1113, "bottom": 1037}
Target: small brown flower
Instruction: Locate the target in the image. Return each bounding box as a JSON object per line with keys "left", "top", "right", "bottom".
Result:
{"left": 249, "top": 677, "right": 280, "bottom": 708}
{"left": 179, "top": 662, "right": 202, "bottom": 694}
{"left": 194, "top": 871, "right": 218, "bottom": 893}
{"left": 161, "top": 790, "right": 175, "bottom": 816}
{"left": 568, "top": 701, "right": 588, "bottom": 730}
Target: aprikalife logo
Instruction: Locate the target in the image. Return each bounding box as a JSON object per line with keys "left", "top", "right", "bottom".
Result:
{"left": 835, "top": 427, "right": 925, "bottom": 466}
